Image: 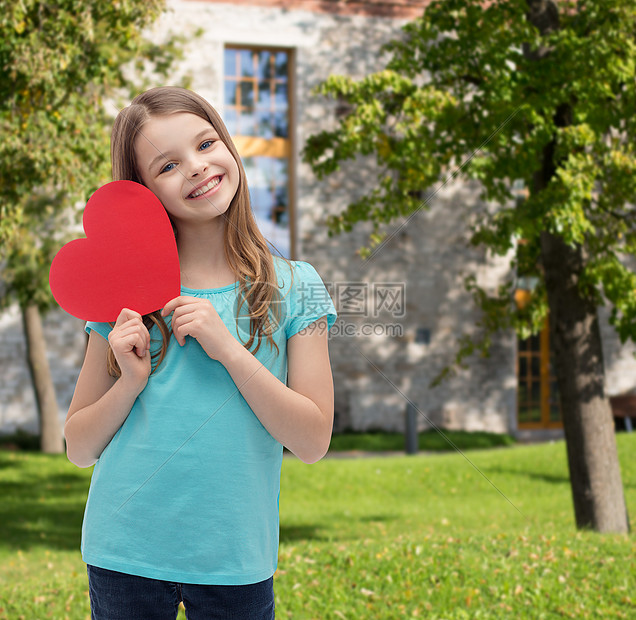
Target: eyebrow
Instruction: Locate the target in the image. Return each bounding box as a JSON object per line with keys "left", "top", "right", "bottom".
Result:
{"left": 147, "top": 128, "right": 218, "bottom": 172}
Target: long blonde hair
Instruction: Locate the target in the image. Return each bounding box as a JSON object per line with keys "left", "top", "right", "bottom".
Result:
{"left": 107, "top": 86, "right": 290, "bottom": 376}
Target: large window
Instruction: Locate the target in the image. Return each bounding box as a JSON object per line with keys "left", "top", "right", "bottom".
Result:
{"left": 515, "top": 311, "right": 561, "bottom": 428}
{"left": 224, "top": 47, "right": 293, "bottom": 258}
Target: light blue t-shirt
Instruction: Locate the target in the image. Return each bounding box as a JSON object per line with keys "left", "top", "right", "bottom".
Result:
{"left": 81, "top": 257, "right": 337, "bottom": 585}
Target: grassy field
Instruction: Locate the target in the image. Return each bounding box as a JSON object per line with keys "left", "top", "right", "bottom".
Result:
{"left": 327, "top": 429, "right": 516, "bottom": 453}
{"left": 0, "top": 434, "right": 634, "bottom": 619}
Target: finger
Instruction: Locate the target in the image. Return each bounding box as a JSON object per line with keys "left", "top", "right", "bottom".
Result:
{"left": 110, "top": 321, "right": 146, "bottom": 344}
{"left": 131, "top": 332, "right": 149, "bottom": 358}
{"left": 110, "top": 324, "right": 150, "bottom": 355}
{"left": 162, "top": 296, "right": 201, "bottom": 317}
{"left": 161, "top": 296, "right": 187, "bottom": 317}
{"left": 171, "top": 319, "right": 186, "bottom": 346}
{"left": 116, "top": 332, "right": 148, "bottom": 358}
{"left": 120, "top": 319, "right": 151, "bottom": 351}
{"left": 140, "top": 322, "right": 151, "bottom": 351}
{"left": 172, "top": 314, "right": 198, "bottom": 346}
{"left": 171, "top": 304, "right": 199, "bottom": 325}
{"left": 115, "top": 308, "right": 143, "bottom": 328}
{"left": 123, "top": 334, "right": 147, "bottom": 358}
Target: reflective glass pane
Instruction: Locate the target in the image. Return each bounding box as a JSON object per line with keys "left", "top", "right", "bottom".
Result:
{"left": 550, "top": 402, "right": 560, "bottom": 422}
{"left": 519, "top": 357, "right": 527, "bottom": 379}
{"left": 225, "top": 50, "right": 238, "bottom": 77}
{"left": 275, "top": 83, "right": 288, "bottom": 109}
{"left": 518, "top": 382, "right": 528, "bottom": 404}
{"left": 242, "top": 156, "right": 290, "bottom": 257}
{"left": 518, "top": 404, "right": 540, "bottom": 424}
{"left": 531, "top": 355, "right": 540, "bottom": 378}
{"left": 259, "top": 82, "right": 272, "bottom": 107}
{"left": 273, "top": 111, "right": 287, "bottom": 138}
{"left": 240, "top": 82, "right": 255, "bottom": 110}
{"left": 225, "top": 81, "right": 238, "bottom": 106}
{"left": 224, "top": 109, "right": 238, "bottom": 135}
{"left": 235, "top": 110, "right": 256, "bottom": 136}
{"left": 240, "top": 50, "right": 254, "bottom": 77}
{"left": 531, "top": 381, "right": 540, "bottom": 404}
{"left": 275, "top": 52, "right": 288, "bottom": 79}
{"left": 258, "top": 51, "right": 272, "bottom": 79}
{"left": 255, "top": 111, "right": 274, "bottom": 139}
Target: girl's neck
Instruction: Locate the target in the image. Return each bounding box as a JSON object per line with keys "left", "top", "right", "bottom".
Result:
{"left": 175, "top": 220, "right": 236, "bottom": 289}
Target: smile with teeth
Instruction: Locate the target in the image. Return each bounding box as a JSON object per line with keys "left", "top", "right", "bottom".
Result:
{"left": 188, "top": 176, "right": 222, "bottom": 199}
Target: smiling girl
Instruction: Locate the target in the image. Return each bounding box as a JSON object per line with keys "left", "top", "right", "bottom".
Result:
{"left": 64, "top": 87, "right": 337, "bottom": 619}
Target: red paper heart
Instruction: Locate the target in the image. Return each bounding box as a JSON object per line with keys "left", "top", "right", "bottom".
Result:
{"left": 49, "top": 180, "right": 180, "bottom": 322}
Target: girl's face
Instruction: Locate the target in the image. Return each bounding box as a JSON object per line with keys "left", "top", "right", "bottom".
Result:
{"left": 134, "top": 112, "right": 240, "bottom": 229}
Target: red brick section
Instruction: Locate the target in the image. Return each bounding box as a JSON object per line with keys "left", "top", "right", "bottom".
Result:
{"left": 188, "top": 0, "right": 581, "bottom": 20}
{"left": 186, "top": 1, "right": 578, "bottom": 20}
{"left": 186, "top": 0, "right": 433, "bottom": 19}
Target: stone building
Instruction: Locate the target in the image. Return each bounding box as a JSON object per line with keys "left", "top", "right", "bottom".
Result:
{"left": 2, "top": 0, "right": 635, "bottom": 441}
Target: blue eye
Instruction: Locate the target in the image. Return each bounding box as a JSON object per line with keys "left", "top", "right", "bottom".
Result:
{"left": 160, "top": 162, "right": 176, "bottom": 174}
{"left": 199, "top": 140, "right": 214, "bottom": 150}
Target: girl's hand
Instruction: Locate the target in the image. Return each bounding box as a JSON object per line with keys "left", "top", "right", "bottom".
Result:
{"left": 108, "top": 308, "right": 152, "bottom": 391}
{"left": 161, "top": 296, "right": 237, "bottom": 362}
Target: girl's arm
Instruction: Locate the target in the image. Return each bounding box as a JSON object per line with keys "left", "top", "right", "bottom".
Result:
{"left": 220, "top": 317, "right": 334, "bottom": 464}
{"left": 64, "top": 310, "right": 151, "bottom": 468}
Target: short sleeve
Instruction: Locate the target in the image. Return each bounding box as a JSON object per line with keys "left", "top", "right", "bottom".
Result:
{"left": 286, "top": 261, "right": 337, "bottom": 339}
{"left": 85, "top": 321, "right": 112, "bottom": 341}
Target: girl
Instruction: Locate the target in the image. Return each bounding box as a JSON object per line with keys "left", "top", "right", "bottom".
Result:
{"left": 64, "top": 86, "right": 337, "bottom": 620}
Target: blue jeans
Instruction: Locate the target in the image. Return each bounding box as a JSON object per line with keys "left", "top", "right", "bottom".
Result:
{"left": 87, "top": 564, "right": 275, "bottom": 620}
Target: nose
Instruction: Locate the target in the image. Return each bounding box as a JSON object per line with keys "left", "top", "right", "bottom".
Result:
{"left": 189, "top": 155, "right": 209, "bottom": 178}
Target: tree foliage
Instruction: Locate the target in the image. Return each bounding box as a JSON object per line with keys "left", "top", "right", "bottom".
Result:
{"left": 303, "top": 0, "right": 636, "bottom": 367}
{"left": 0, "top": 0, "right": 186, "bottom": 310}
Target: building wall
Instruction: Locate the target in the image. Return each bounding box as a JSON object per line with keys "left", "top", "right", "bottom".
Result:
{"left": 1, "top": 0, "right": 634, "bottom": 438}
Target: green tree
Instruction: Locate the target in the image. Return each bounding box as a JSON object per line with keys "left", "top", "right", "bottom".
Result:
{"left": 0, "top": 0, "right": 186, "bottom": 453}
{"left": 304, "top": 0, "right": 634, "bottom": 533}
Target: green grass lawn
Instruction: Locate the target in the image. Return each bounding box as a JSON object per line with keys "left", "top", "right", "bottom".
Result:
{"left": 0, "top": 434, "right": 634, "bottom": 619}
{"left": 327, "top": 429, "right": 516, "bottom": 453}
